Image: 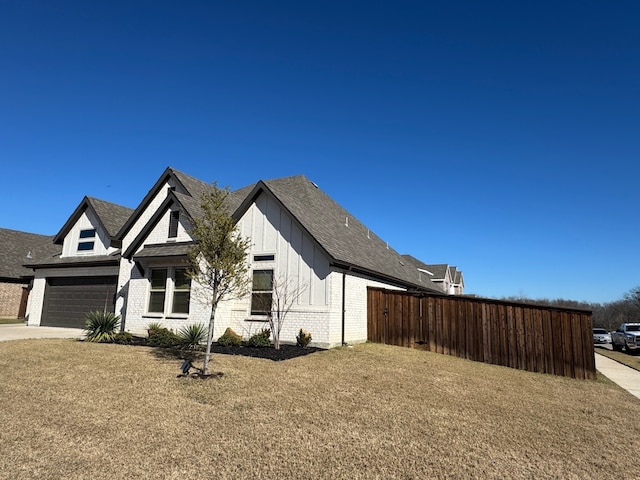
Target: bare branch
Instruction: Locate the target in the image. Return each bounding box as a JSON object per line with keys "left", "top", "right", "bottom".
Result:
{"left": 266, "top": 274, "right": 308, "bottom": 350}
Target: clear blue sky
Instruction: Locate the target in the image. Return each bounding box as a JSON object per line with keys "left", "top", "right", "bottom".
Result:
{"left": 1, "top": 1, "right": 638, "bottom": 304}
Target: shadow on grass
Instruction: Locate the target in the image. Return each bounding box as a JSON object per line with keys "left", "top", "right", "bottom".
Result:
{"left": 146, "top": 341, "right": 323, "bottom": 364}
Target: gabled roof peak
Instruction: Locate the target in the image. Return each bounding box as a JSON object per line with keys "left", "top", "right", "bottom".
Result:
{"left": 53, "top": 196, "right": 133, "bottom": 245}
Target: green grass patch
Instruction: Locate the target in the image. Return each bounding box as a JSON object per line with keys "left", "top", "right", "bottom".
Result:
{"left": 0, "top": 318, "right": 23, "bottom": 324}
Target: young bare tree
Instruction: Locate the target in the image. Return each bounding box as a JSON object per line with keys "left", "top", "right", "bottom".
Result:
{"left": 188, "top": 183, "right": 251, "bottom": 375}
{"left": 264, "top": 274, "right": 308, "bottom": 350}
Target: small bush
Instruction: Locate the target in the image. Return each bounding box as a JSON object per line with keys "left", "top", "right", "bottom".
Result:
{"left": 84, "top": 311, "right": 121, "bottom": 343}
{"left": 147, "top": 327, "right": 182, "bottom": 348}
{"left": 296, "top": 328, "right": 312, "bottom": 348}
{"left": 217, "top": 327, "right": 242, "bottom": 347}
{"left": 146, "top": 321, "right": 164, "bottom": 336}
{"left": 247, "top": 328, "right": 271, "bottom": 348}
{"left": 179, "top": 323, "right": 207, "bottom": 349}
{"left": 112, "top": 331, "right": 134, "bottom": 345}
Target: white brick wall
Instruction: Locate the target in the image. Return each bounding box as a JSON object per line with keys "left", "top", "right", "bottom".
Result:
{"left": 120, "top": 262, "right": 406, "bottom": 347}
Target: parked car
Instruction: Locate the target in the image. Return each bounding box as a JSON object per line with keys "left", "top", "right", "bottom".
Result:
{"left": 592, "top": 328, "right": 612, "bottom": 345}
{"left": 611, "top": 323, "right": 640, "bottom": 352}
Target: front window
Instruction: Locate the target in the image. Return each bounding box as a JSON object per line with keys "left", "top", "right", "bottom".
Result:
{"left": 148, "top": 269, "right": 168, "bottom": 313}
{"left": 172, "top": 268, "right": 191, "bottom": 314}
{"left": 251, "top": 269, "right": 273, "bottom": 315}
{"left": 147, "top": 267, "right": 191, "bottom": 315}
{"left": 78, "top": 229, "right": 96, "bottom": 251}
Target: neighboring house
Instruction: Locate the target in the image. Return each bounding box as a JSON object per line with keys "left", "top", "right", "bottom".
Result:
{"left": 26, "top": 167, "right": 451, "bottom": 347}
{"left": 449, "top": 266, "right": 465, "bottom": 295}
{"left": 0, "top": 228, "right": 59, "bottom": 318}
{"left": 402, "top": 255, "right": 465, "bottom": 295}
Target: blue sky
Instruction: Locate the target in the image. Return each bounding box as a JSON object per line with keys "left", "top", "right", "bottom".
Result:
{"left": 1, "top": 1, "right": 638, "bottom": 304}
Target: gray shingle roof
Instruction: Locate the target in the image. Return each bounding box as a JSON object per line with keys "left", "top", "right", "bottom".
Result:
{"left": 24, "top": 253, "right": 121, "bottom": 269}
{"left": 258, "top": 176, "right": 442, "bottom": 292}
{"left": 171, "top": 168, "right": 215, "bottom": 202}
{"left": 134, "top": 242, "right": 194, "bottom": 259}
{"left": 86, "top": 197, "right": 134, "bottom": 238}
{"left": 0, "top": 228, "right": 60, "bottom": 279}
{"left": 54, "top": 196, "right": 133, "bottom": 245}
{"left": 130, "top": 168, "right": 445, "bottom": 293}
{"left": 402, "top": 256, "right": 449, "bottom": 279}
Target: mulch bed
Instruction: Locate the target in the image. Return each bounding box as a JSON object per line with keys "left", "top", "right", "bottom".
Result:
{"left": 210, "top": 343, "right": 322, "bottom": 361}
{"left": 112, "top": 336, "right": 322, "bottom": 362}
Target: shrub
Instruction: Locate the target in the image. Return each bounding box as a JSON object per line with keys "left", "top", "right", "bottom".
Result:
{"left": 146, "top": 321, "right": 164, "bottom": 336}
{"left": 84, "top": 311, "right": 121, "bottom": 343}
{"left": 296, "top": 328, "right": 312, "bottom": 348}
{"left": 179, "top": 323, "right": 207, "bottom": 349}
{"left": 217, "top": 327, "right": 242, "bottom": 347}
{"left": 247, "top": 328, "right": 271, "bottom": 348}
{"left": 112, "top": 331, "right": 134, "bottom": 345}
{"left": 147, "top": 327, "right": 182, "bottom": 348}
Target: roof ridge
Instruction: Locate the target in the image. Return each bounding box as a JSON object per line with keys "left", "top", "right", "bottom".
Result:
{"left": 85, "top": 196, "right": 134, "bottom": 210}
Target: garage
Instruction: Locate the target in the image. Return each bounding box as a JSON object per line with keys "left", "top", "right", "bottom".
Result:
{"left": 41, "top": 276, "right": 118, "bottom": 328}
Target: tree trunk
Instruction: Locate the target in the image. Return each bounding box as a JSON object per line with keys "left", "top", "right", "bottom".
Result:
{"left": 203, "top": 304, "right": 217, "bottom": 375}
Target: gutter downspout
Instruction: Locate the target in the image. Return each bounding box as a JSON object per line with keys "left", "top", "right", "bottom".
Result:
{"left": 342, "top": 267, "right": 352, "bottom": 346}
{"left": 342, "top": 271, "right": 346, "bottom": 346}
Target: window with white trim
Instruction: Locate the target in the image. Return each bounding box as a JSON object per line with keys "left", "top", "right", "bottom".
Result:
{"left": 172, "top": 268, "right": 191, "bottom": 314}
{"left": 148, "top": 269, "right": 168, "bottom": 313}
{"left": 147, "top": 267, "right": 191, "bottom": 315}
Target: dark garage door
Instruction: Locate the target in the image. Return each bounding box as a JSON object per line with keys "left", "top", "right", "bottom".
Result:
{"left": 41, "top": 276, "right": 118, "bottom": 328}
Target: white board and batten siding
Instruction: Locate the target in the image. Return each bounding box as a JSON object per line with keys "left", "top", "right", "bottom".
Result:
{"left": 219, "top": 192, "right": 333, "bottom": 345}
{"left": 60, "top": 209, "right": 114, "bottom": 258}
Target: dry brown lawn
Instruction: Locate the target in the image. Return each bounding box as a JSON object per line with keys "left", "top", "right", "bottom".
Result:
{"left": 1, "top": 340, "right": 639, "bottom": 479}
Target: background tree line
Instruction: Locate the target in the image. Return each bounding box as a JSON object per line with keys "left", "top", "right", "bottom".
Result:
{"left": 499, "top": 287, "right": 640, "bottom": 332}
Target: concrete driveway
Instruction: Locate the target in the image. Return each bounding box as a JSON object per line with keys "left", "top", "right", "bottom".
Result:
{"left": 0, "top": 324, "right": 84, "bottom": 342}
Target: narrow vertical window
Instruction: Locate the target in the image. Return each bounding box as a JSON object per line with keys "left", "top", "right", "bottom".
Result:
{"left": 172, "top": 268, "right": 191, "bottom": 314}
{"left": 148, "top": 268, "right": 168, "bottom": 313}
{"left": 168, "top": 211, "right": 179, "bottom": 238}
{"left": 251, "top": 269, "right": 273, "bottom": 315}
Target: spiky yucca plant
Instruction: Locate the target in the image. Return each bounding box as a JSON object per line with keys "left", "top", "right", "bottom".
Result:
{"left": 178, "top": 323, "right": 207, "bottom": 349}
{"left": 84, "top": 311, "right": 121, "bottom": 343}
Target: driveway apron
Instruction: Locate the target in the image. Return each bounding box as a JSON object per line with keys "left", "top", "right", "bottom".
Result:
{"left": 0, "top": 324, "right": 84, "bottom": 342}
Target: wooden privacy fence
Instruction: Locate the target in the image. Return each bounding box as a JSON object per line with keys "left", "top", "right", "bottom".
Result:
{"left": 367, "top": 288, "right": 595, "bottom": 380}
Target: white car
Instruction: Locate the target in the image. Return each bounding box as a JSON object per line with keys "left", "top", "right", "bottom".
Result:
{"left": 593, "top": 328, "right": 612, "bottom": 345}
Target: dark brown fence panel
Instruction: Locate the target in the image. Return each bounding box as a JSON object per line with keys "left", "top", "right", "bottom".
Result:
{"left": 542, "top": 309, "right": 554, "bottom": 375}
{"left": 367, "top": 288, "right": 595, "bottom": 380}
